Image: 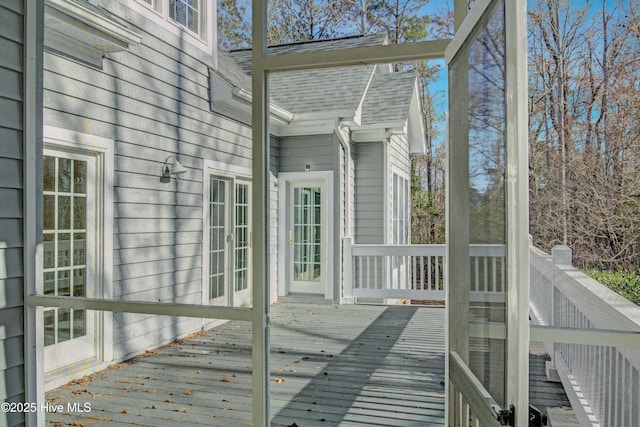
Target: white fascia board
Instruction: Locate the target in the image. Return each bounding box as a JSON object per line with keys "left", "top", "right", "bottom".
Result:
{"left": 350, "top": 128, "right": 387, "bottom": 142}
{"left": 291, "top": 110, "right": 356, "bottom": 122}
{"left": 46, "top": 0, "right": 142, "bottom": 47}
{"left": 352, "top": 67, "right": 378, "bottom": 127}
{"left": 408, "top": 81, "right": 427, "bottom": 154}
{"left": 353, "top": 120, "right": 406, "bottom": 132}
{"left": 275, "top": 118, "right": 336, "bottom": 137}
{"left": 232, "top": 87, "right": 294, "bottom": 123}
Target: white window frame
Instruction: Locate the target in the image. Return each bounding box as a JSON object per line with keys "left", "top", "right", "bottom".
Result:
{"left": 41, "top": 126, "right": 114, "bottom": 389}
{"left": 114, "top": 0, "right": 216, "bottom": 58}
{"left": 391, "top": 168, "right": 410, "bottom": 246}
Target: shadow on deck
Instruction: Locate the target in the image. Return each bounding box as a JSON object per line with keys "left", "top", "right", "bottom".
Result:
{"left": 45, "top": 304, "right": 446, "bottom": 426}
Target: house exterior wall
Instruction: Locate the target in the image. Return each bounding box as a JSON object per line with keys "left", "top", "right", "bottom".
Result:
{"left": 388, "top": 134, "right": 412, "bottom": 243}
{"left": 277, "top": 133, "right": 343, "bottom": 301}
{"left": 0, "top": 1, "right": 28, "bottom": 424}
{"left": 42, "top": 4, "right": 253, "bottom": 364}
{"left": 277, "top": 134, "right": 335, "bottom": 173}
{"left": 354, "top": 141, "right": 385, "bottom": 244}
{"left": 270, "top": 136, "right": 280, "bottom": 304}
{"left": 389, "top": 134, "right": 411, "bottom": 175}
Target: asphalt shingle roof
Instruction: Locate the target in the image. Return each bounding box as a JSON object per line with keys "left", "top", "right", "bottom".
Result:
{"left": 220, "top": 32, "right": 417, "bottom": 125}
{"left": 216, "top": 50, "right": 252, "bottom": 90}
{"left": 361, "top": 70, "right": 417, "bottom": 125}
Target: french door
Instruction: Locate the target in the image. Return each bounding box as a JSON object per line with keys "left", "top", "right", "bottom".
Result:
{"left": 42, "top": 150, "right": 98, "bottom": 372}
{"left": 446, "top": 0, "right": 529, "bottom": 425}
{"left": 288, "top": 180, "right": 326, "bottom": 295}
{"left": 277, "top": 172, "right": 331, "bottom": 297}
{"left": 206, "top": 174, "right": 252, "bottom": 307}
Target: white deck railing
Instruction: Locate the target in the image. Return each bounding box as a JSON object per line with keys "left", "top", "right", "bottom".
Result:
{"left": 530, "top": 245, "right": 640, "bottom": 427}
{"left": 343, "top": 239, "right": 640, "bottom": 424}
{"left": 342, "top": 238, "right": 506, "bottom": 302}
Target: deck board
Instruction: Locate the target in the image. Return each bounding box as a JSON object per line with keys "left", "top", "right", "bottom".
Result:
{"left": 46, "top": 304, "right": 446, "bottom": 426}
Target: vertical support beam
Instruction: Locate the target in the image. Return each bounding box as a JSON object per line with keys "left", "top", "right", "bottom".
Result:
{"left": 447, "top": 55, "right": 470, "bottom": 365}
{"left": 24, "top": 1, "right": 44, "bottom": 426}
{"left": 251, "top": 1, "right": 270, "bottom": 426}
{"left": 505, "top": 0, "right": 529, "bottom": 425}
{"left": 446, "top": 42, "right": 470, "bottom": 427}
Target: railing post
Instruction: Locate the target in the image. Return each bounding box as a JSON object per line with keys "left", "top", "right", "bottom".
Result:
{"left": 342, "top": 236, "right": 354, "bottom": 304}
{"left": 548, "top": 245, "right": 573, "bottom": 379}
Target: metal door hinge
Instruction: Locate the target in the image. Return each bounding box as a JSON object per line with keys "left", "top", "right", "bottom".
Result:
{"left": 493, "top": 405, "right": 514, "bottom": 426}
{"left": 492, "top": 404, "right": 548, "bottom": 426}
{"left": 529, "top": 405, "right": 548, "bottom": 427}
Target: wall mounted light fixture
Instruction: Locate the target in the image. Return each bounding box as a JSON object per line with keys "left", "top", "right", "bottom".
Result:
{"left": 160, "top": 155, "right": 187, "bottom": 183}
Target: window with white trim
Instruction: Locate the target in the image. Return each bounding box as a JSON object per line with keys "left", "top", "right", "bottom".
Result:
{"left": 170, "top": 0, "right": 201, "bottom": 34}
{"left": 392, "top": 172, "right": 410, "bottom": 245}
{"left": 139, "top": 0, "right": 209, "bottom": 42}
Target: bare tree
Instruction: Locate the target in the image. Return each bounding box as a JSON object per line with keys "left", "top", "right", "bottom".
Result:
{"left": 528, "top": 0, "right": 640, "bottom": 269}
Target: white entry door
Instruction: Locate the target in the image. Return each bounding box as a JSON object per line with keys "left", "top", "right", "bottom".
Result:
{"left": 279, "top": 173, "right": 332, "bottom": 297}
{"left": 42, "top": 151, "right": 98, "bottom": 372}
{"left": 206, "top": 174, "right": 252, "bottom": 307}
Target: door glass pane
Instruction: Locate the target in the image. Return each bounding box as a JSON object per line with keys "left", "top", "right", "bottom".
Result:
{"left": 209, "top": 177, "right": 226, "bottom": 300}
{"left": 235, "top": 183, "right": 249, "bottom": 292}
{"left": 44, "top": 310, "right": 55, "bottom": 346}
{"left": 42, "top": 155, "right": 89, "bottom": 347}
{"left": 73, "top": 160, "right": 86, "bottom": 194}
{"left": 58, "top": 158, "right": 72, "bottom": 192}
{"left": 57, "top": 309, "right": 71, "bottom": 342}
{"left": 293, "top": 187, "right": 322, "bottom": 282}
{"left": 462, "top": 3, "right": 508, "bottom": 407}
{"left": 57, "top": 196, "right": 71, "bottom": 229}
{"left": 44, "top": 156, "right": 55, "bottom": 192}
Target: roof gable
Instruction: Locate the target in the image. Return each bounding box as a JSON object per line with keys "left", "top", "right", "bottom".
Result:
{"left": 212, "top": 32, "right": 425, "bottom": 150}
{"left": 361, "top": 71, "right": 417, "bottom": 125}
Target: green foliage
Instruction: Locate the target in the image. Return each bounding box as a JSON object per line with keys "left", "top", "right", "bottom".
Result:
{"left": 410, "top": 167, "right": 445, "bottom": 244}
{"left": 584, "top": 268, "right": 640, "bottom": 306}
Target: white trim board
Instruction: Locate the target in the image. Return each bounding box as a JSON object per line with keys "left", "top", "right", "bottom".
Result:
{"left": 42, "top": 125, "right": 115, "bottom": 389}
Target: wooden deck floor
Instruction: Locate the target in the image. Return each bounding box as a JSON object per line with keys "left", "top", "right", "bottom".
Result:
{"left": 46, "top": 304, "right": 446, "bottom": 426}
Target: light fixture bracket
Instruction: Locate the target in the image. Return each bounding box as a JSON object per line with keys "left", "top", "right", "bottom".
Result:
{"left": 160, "top": 155, "right": 187, "bottom": 183}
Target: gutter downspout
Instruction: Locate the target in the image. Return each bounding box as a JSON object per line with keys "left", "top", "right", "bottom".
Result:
{"left": 334, "top": 118, "right": 352, "bottom": 237}
{"left": 335, "top": 118, "right": 354, "bottom": 304}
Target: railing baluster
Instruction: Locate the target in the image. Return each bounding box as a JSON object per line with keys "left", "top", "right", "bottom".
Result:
{"left": 491, "top": 256, "right": 496, "bottom": 293}
{"left": 500, "top": 256, "right": 505, "bottom": 292}
{"left": 373, "top": 256, "right": 378, "bottom": 290}
{"left": 423, "top": 256, "right": 437, "bottom": 289}
{"left": 474, "top": 256, "right": 479, "bottom": 292}
{"left": 482, "top": 256, "right": 488, "bottom": 292}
